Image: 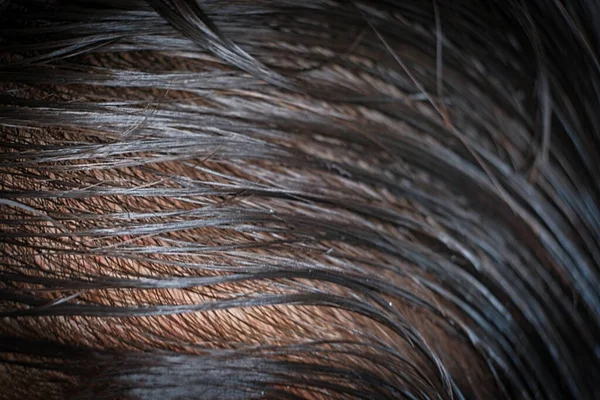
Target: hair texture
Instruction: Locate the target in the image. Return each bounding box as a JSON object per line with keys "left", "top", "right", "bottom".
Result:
{"left": 0, "top": 0, "right": 599, "bottom": 399}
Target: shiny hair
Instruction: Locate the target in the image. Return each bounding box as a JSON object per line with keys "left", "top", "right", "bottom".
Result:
{"left": 1, "top": 1, "right": 599, "bottom": 399}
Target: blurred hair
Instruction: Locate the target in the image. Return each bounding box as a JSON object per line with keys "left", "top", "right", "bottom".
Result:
{"left": 0, "top": 0, "right": 599, "bottom": 399}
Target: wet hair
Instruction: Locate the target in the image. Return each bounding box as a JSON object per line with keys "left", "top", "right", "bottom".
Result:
{"left": 0, "top": 0, "right": 599, "bottom": 399}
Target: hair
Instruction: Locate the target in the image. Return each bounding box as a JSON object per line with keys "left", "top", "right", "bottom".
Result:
{"left": 0, "top": 0, "right": 599, "bottom": 399}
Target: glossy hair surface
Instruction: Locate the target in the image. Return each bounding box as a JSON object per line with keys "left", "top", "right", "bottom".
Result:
{"left": 0, "top": 1, "right": 599, "bottom": 399}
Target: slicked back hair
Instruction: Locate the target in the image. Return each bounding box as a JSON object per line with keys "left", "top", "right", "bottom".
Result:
{"left": 0, "top": 1, "right": 599, "bottom": 399}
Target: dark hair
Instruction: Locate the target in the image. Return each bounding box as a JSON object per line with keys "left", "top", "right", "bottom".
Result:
{"left": 1, "top": 0, "right": 599, "bottom": 399}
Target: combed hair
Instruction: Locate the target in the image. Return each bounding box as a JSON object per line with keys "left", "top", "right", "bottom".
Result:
{"left": 0, "top": 0, "right": 599, "bottom": 399}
